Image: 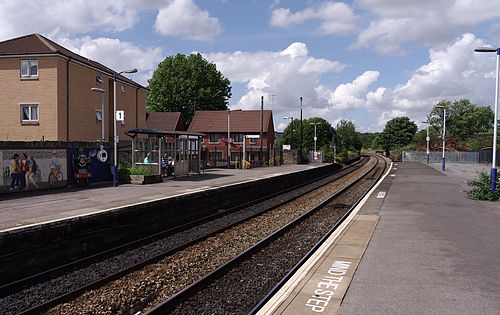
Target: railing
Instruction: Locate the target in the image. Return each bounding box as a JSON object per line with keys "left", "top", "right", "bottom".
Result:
{"left": 403, "top": 151, "right": 480, "bottom": 164}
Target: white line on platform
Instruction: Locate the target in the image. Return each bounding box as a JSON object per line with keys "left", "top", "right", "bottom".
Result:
{"left": 257, "top": 161, "right": 393, "bottom": 315}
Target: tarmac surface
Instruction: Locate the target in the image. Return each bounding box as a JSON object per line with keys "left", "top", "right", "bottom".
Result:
{"left": 340, "top": 162, "right": 500, "bottom": 314}
{"left": 258, "top": 161, "right": 500, "bottom": 314}
{"left": 0, "top": 164, "right": 322, "bottom": 232}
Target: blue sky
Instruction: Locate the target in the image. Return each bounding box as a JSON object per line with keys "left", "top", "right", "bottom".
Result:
{"left": 2, "top": 0, "right": 500, "bottom": 132}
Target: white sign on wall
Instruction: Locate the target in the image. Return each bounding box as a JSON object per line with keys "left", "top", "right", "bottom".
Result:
{"left": 245, "top": 135, "right": 260, "bottom": 139}
{"left": 283, "top": 145, "right": 291, "bottom": 150}
{"left": 116, "top": 110, "right": 124, "bottom": 121}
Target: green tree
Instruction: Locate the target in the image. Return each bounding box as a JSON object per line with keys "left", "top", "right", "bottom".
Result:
{"left": 413, "top": 126, "right": 440, "bottom": 142}
{"left": 147, "top": 53, "right": 232, "bottom": 126}
{"left": 428, "top": 99, "right": 493, "bottom": 136}
{"left": 379, "top": 116, "right": 417, "bottom": 154}
{"left": 336, "top": 120, "right": 362, "bottom": 153}
{"left": 359, "top": 132, "right": 379, "bottom": 150}
{"left": 281, "top": 117, "right": 333, "bottom": 152}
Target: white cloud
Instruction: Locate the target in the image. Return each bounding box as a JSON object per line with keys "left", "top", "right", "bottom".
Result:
{"left": 320, "top": 71, "right": 380, "bottom": 110}
{"left": 344, "top": 33, "right": 496, "bottom": 130}
{"left": 154, "top": 0, "right": 223, "bottom": 41}
{"left": 270, "top": 2, "right": 358, "bottom": 35}
{"left": 59, "top": 36, "right": 163, "bottom": 86}
{"left": 352, "top": 0, "right": 500, "bottom": 55}
{"left": 0, "top": 0, "right": 152, "bottom": 40}
{"left": 378, "top": 110, "right": 407, "bottom": 127}
{"left": 203, "top": 42, "right": 345, "bottom": 115}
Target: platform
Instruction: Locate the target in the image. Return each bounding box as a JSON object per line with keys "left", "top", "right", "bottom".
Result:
{"left": 0, "top": 164, "right": 322, "bottom": 232}
{"left": 258, "top": 162, "right": 500, "bottom": 314}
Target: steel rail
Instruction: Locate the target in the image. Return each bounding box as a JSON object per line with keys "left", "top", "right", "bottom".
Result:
{"left": 145, "top": 155, "right": 385, "bottom": 314}
{"left": 16, "top": 157, "right": 368, "bottom": 315}
{"left": 2, "top": 157, "right": 365, "bottom": 297}
{"left": 249, "top": 155, "right": 388, "bottom": 314}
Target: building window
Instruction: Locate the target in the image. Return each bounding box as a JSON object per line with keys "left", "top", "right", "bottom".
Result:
{"left": 209, "top": 152, "right": 223, "bottom": 160}
{"left": 96, "top": 110, "right": 102, "bottom": 122}
{"left": 121, "top": 85, "right": 125, "bottom": 94}
{"left": 21, "top": 104, "right": 39, "bottom": 123}
{"left": 20, "top": 59, "right": 38, "bottom": 77}
{"left": 96, "top": 74, "right": 103, "bottom": 85}
{"left": 249, "top": 137, "right": 257, "bottom": 144}
{"left": 209, "top": 133, "right": 218, "bottom": 143}
{"left": 233, "top": 133, "right": 243, "bottom": 143}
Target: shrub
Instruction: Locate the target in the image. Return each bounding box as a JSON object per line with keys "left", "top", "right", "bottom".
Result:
{"left": 118, "top": 166, "right": 131, "bottom": 175}
{"left": 466, "top": 171, "right": 500, "bottom": 201}
{"left": 129, "top": 166, "right": 153, "bottom": 175}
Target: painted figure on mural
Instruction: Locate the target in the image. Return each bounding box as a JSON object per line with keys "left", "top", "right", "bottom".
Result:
{"left": 9, "top": 153, "right": 20, "bottom": 191}
{"left": 25, "top": 154, "right": 39, "bottom": 190}
{"left": 20, "top": 153, "right": 28, "bottom": 190}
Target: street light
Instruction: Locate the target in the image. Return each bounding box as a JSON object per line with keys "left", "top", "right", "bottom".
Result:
{"left": 227, "top": 109, "right": 242, "bottom": 169}
{"left": 310, "top": 122, "right": 321, "bottom": 160}
{"left": 435, "top": 105, "right": 446, "bottom": 171}
{"left": 113, "top": 68, "right": 137, "bottom": 187}
{"left": 423, "top": 121, "right": 430, "bottom": 164}
{"left": 91, "top": 88, "right": 105, "bottom": 141}
{"left": 474, "top": 46, "right": 499, "bottom": 190}
{"left": 300, "top": 97, "right": 303, "bottom": 161}
{"left": 284, "top": 116, "right": 294, "bottom": 148}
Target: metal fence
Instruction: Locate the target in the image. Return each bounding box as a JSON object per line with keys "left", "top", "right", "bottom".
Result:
{"left": 403, "top": 151, "right": 480, "bottom": 164}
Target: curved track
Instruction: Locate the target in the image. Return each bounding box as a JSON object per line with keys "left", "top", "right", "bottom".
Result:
{"left": 145, "top": 155, "right": 388, "bottom": 314}
{"left": 6, "top": 158, "right": 369, "bottom": 314}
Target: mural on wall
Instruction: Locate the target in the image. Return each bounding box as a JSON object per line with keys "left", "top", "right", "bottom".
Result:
{"left": 1, "top": 150, "right": 67, "bottom": 191}
{"left": 66, "top": 147, "right": 112, "bottom": 185}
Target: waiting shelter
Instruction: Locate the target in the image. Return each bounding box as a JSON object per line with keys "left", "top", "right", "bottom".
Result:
{"left": 124, "top": 128, "right": 204, "bottom": 177}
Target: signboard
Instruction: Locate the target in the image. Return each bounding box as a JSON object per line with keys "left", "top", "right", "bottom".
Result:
{"left": 246, "top": 135, "right": 260, "bottom": 139}
{"left": 283, "top": 144, "right": 291, "bottom": 150}
{"left": 116, "top": 110, "right": 124, "bottom": 121}
{"left": 426, "top": 137, "right": 430, "bottom": 141}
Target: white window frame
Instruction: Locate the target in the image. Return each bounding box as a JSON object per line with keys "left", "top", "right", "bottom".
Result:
{"left": 20, "top": 59, "right": 38, "bottom": 78}
{"left": 209, "top": 133, "right": 219, "bottom": 143}
{"left": 233, "top": 133, "right": 243, "bottom": 143}
{"left": 20, "top": 104, "right": 39, "bottom": 124}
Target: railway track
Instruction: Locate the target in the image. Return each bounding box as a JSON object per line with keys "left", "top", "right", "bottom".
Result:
{"left": 146, "top": 155, "right": 388, "bottom": 314}
{"left": 3, "top": 157, "right": 370, "bottom": 314}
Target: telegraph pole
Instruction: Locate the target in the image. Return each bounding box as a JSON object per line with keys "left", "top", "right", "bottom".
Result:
{"left": 260, "top": 96, "right": 264, "bottom": 166}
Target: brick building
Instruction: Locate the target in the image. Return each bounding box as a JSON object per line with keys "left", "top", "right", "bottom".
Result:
{"left": 146, "top": 112, "right": 185, "bottom": 131}
{"left": 0, "top": 33, "right": 147, "bottom": 142}
{"left": 187, "top": 110, "right": 275, "bottom": 166}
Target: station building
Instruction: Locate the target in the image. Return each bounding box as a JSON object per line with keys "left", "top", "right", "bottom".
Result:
{"left": 0, "top": 33, "right": 147, "bottom": 142}
{"left": 187, "top": 110, "right": 275, "bottom": 167}
{"left": 146, "top": 112, "right": 185, "bottom": 131}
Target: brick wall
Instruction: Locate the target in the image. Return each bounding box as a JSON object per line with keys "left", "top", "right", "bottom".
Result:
{"left": 0, "top": 55, "right": 147, "bottom": 142}
{"left": 0, "top": 56, "right": 58, "bottom": 141}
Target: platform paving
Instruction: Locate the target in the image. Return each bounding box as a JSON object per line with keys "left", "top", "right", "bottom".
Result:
{"left": 340, "top": 162, "right": 500, "bottom": 314}
{"left": 258, "top": 161, "right": 500, "bottom": 315}
{"left": 0, "top": 164, "right": 322, "bottom": 232}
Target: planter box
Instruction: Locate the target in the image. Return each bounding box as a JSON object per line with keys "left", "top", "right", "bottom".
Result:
{"left": 129, "top": 174, "right": 162, "bottom": 185}
{"left": 118, "top": 174, "right": 131, "bottom": 184}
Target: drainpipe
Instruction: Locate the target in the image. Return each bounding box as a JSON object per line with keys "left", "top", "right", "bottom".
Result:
{"left": 66, "top": 57, "right": 72, "bottom": 142}
{"left": 136, "top": 87, "right": 139, "bottom": 128}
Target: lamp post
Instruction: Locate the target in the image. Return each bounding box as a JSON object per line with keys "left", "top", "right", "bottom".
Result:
{"left": 113, "top": 68, "right": 137, "bottom": 187}
{"left": 310, "top": 122, "right": 321, "bottom": 160}
{"left": 474, "top": 47, "right": 499, "bottom": 190}
{"left": 300, "top": 97, "right": 303, "bottom": 160}
{"left": 423, "top": 121, "right": 430, "bottom": 164}
{"left": 91, "top": 88, "right": 105, "bottom": 141}
{"left": 435, "top": 105, "right": 446, "bottom": 171}
{"left": 284, "top": 116, "right": 294, "bottom": 148}
{"left": 227, "top": 109, "right": 242, "bottom": 169}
